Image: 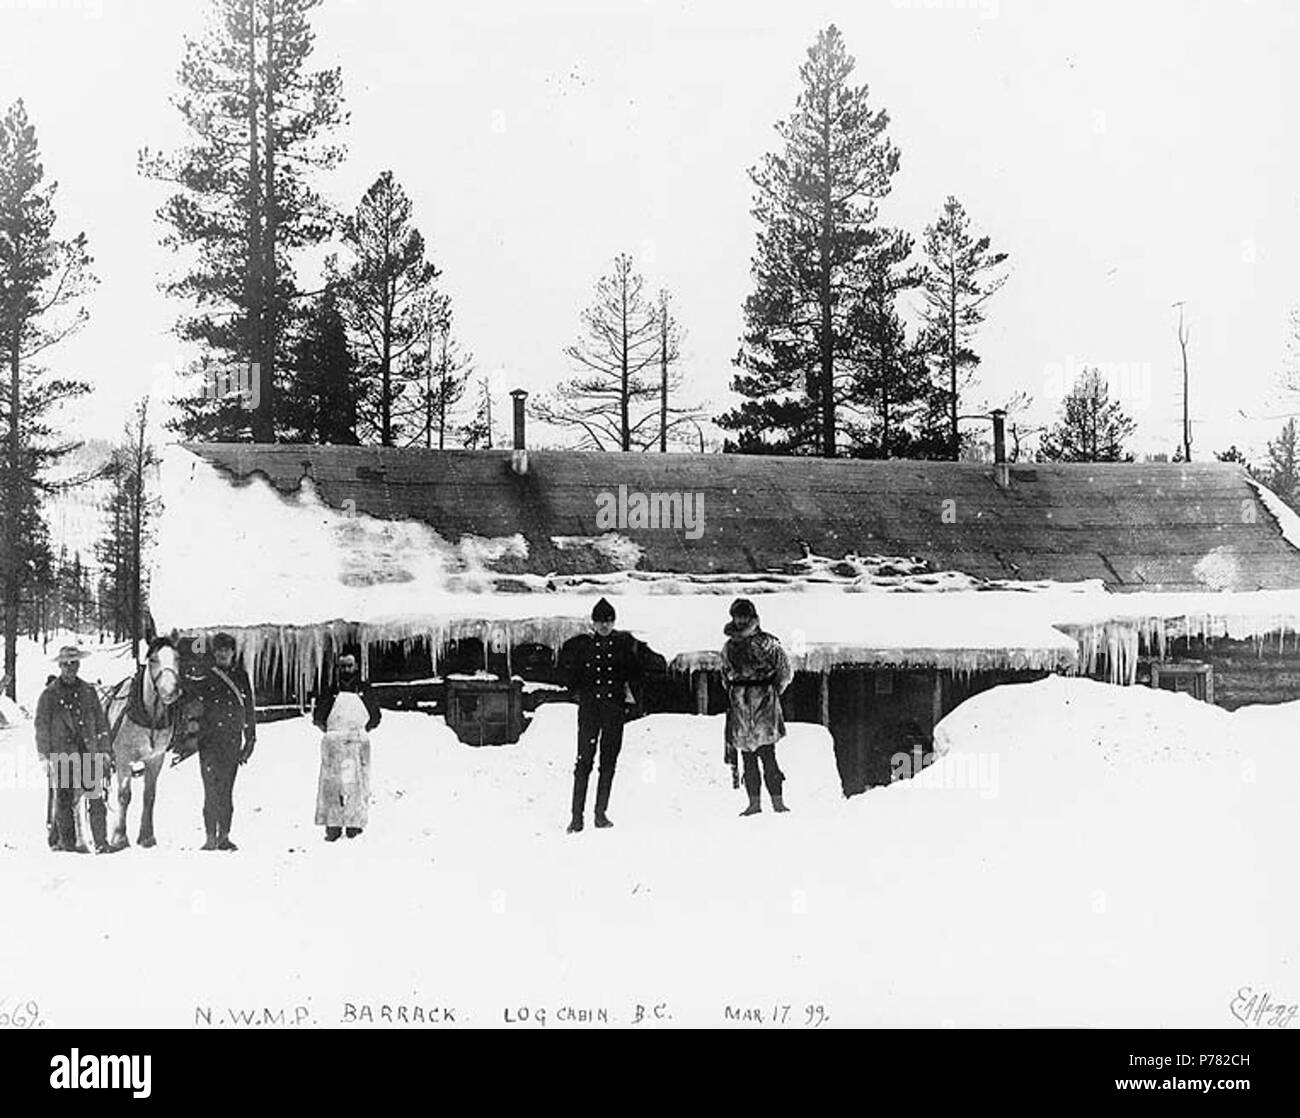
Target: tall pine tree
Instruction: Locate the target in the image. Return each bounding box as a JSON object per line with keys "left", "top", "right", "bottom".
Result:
{"left": 402, "top": 317, "right": 473, "bottom": 449}
{"left": 919, "top": 195, "right": 1009, "bottom": 460}
{"left": 0, "top": 100, "right": 96, "bottom": 700}
{"left": 720, "top": 25, "right": 900, "bottom": 457}
{"left": 283, "top": 285, "right": 360, "bottom": 444}
{"left": 537, "top": 254, "right": 688, "bottom": 451}
{"left": 141, "top": 0, "right": 346, "bottom": 442}
{"left": 339, "top": 171, "right": 444, "bottom": 447}
{"left": 843, "top": 228, "right": 929, "bottom": 457}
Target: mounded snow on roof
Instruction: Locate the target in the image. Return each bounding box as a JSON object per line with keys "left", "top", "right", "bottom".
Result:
{"left": 152, "top": 446, "right": 1092, "bottom": 695}
{"left": 1248, "top": 477, "right": 1300, "bottom": 552}
{"left": 154, "top": 446, "right": 1300, "bottom": 697}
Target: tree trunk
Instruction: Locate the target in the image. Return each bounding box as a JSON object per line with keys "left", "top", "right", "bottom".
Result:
{"left": 659, "top": 301, "right": 668, "bottom": 453}
{"left": 948, "top": 260, "right": 959, "bottom": 461}
{"left": 245, "top": 0, "right": 264, "bottom": 443}
{"left": 2, "top": 331, "right": 20, "bottom": 700}
{"left": 255, "top": 0, "right": 278, "bottom": 443}
{"left": 620, "top": 274, "right": 630, "bottom": 451}
{"left": 438, "top": 333, "right": 448, "bottom": 450}
{"left": 819, "top": 84, "right": 835, "bottom": 458}
{"left": 881, "top": 347, "right": 891, "bottom": 459}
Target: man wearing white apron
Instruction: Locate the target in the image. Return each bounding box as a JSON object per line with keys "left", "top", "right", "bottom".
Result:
{"left": 312, "top": 652, "right": 382, "bottom": 841}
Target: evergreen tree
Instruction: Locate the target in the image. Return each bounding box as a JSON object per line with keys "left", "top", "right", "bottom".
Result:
{"left": 338, "top": 171, "right": 444, "bottom": 447}
{"left": 0, "top": 100, "right": 96, "bottom": 700}
{"left": 141, "top": 0, "right": 347, "bottom": 442}
{"left": 651, "top": 289, "right": 704, "bottom": 452}
{"left": 843, "top": 228, "right": 929, "bottom": 457}
{"left": 720, "top": 25, "right": 900, "bottom": 457}
{"left": 96, "top": 473, "right": 131, "bottom": 641}
{"left": 1215, "top": 445, "right": 1253, "bottom": 472}
{"left": 1263, "top": 419, "right": 1300, "bottom": 510}
{"left": 283, "top": 285, "right": 360, "bottom": 444}
{"left": 460, "top": 376, "right": 501, "bottom": 450}
{"left": 95, "top": 401, "right": 159, "bottom": 650}
{"left": 402, "top": 317, "right": 473, "bottom": 449}
{"left": 920, "top": 196, "right": 1009, "bottom": 460}
{"left": 536, "top": 253, "right": 663, "bottom": 451}
{"left": 1038, "top": 368, "right": 1136, "bottom": 463}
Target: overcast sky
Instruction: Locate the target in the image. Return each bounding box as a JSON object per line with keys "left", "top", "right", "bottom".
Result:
{"left": 3, "top": 0, "right": 1298, "bottom": 460}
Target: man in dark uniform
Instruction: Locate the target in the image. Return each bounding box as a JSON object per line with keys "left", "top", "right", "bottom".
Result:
{"left": 558, "top": 598, "right": 648, "bottom": 834}
{"left": 196, "top": 632, "right": 256, "bottom": 851}
{"left": 35, "top": 647, "right": 112, "bottom": 853}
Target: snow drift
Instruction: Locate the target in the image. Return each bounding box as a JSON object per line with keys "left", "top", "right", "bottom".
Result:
{"left": 0, "top": 676, "right": 1291, "bottom": 1027}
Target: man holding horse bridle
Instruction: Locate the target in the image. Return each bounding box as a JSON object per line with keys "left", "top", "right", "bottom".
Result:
{"left": 35, "top": 646, "right": 113, "bottom": 854}
{"left": 195, "top": 632, "right": 257, "bottom": 851}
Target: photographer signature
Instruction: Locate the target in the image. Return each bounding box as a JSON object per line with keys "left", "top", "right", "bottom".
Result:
{"left": 1229, "top": 986, "right": 1296, "bottom": 1029}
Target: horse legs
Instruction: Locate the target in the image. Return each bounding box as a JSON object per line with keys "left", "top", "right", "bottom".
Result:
{"left": 112, "top": 763, "right": 132, "bottom": 851}
{"left": 138, "top": 757, "right": 161, "bottom": 848}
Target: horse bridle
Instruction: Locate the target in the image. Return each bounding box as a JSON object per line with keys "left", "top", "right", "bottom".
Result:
{"left": 147, "top": 654, "right": 181, "bottom": 709}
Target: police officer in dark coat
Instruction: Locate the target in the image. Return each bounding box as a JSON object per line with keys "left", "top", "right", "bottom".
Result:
{"left": 558, "top": 598, "right": 650, "bottom": 833}
{"left": 196, "top": 633, "right": 256, "bottom": 851}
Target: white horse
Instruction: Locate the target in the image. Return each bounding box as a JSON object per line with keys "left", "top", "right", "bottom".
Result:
{"left": 103, "top": 637, "right": 184, "bottom": 849}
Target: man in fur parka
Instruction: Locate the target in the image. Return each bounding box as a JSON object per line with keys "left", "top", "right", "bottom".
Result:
{"left": 721, "top": 598, "right": 794, "bottom": 816}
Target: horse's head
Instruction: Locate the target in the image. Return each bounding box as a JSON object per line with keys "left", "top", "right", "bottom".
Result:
{"left": 146, "top": 636, "right": 183, "bottom": 706}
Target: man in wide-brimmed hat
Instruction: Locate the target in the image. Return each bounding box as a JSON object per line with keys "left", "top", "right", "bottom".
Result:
{"left": 557, "top": 598, "right": 657, "bottom": 833}
{"left": 721, "top": 598, "right": 794, "bottom": 817}
{"left": 35, "top": 646, "right": 113, "bottom": 853}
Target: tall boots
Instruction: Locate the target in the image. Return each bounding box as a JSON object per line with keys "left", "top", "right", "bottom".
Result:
{"left": 87, "top": 799, "right": 116, "bottom": 854}
{"left": 593, "top": 770, "right": 614, "bottom": 829}
{"left": 51, "top": 790, "right": 84, "bottom": 852}
{"left": 567, "top": 766, "right": 590, "bottom": 833}
{"left": 739, "top": 745, "right": 789, "bottom": 817}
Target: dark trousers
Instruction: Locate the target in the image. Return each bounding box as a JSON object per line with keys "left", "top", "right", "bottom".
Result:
{"left": 49, "top": 785, "right": 107, "bottom": 850}
{"left": 572, "top": 699, "right": 625, "bottom": 820}
{"left": 46, "top": 785, "right": 61, "bottom": 848}
{"left": 51, "top": 785, "right": 79, "bottom": 848}
{"left": 199, "top": 737, "right": 240, "bottom": 838}
{"left": 741, "top": 743, "right": 784, "bottom": 800}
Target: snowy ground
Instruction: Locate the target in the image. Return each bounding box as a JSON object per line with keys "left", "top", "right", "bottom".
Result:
{"left": 0, "top": 673, "right": 1294, "bottom": 1028}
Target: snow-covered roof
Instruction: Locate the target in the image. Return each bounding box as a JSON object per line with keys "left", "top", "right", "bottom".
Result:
{"left": 177, "top": 441, "right": 1300, "bottom": 591}
{"left": 150, "top": 444, "right": 1300, "bottom": 698}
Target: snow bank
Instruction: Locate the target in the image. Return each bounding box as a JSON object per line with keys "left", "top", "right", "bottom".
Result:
{"left": 0, "top": 678, "right": 1291, "bottom": 1026}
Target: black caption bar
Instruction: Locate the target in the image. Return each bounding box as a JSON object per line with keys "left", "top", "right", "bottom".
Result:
{"left": 0, "top": 1028, "right": 1293, "bottom": 1105}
